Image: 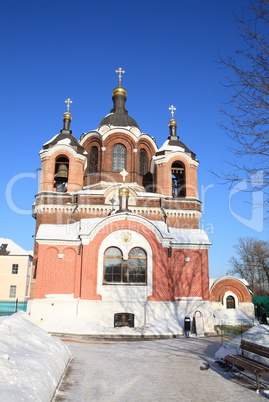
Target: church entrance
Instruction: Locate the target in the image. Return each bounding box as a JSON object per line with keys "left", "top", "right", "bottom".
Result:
{"left": 114, "top": 313, "right": 134, "bottom": 328}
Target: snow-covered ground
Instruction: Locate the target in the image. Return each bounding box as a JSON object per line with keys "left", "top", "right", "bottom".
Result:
{"left": 0, "top": 309, "right": 268, "bottom": 401}
{"left": 0, "top": 312, "right": 70, "bottom": 402}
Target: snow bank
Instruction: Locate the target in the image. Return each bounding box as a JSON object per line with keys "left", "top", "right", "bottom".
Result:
{"left": 215, "top": 324, "right": 269, "bottom": 361}
{"left": 0, "top": 312, "right": 71, "bottom": 402}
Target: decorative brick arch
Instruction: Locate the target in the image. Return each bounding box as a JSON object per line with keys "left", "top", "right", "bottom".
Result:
{"left": 210, "top": 277, "right": 252, "bottom": 304}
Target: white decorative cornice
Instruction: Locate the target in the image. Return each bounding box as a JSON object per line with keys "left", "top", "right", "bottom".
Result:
{"left": 153, "top": 151, "right": 199, "bottom": 167}
{"left": 170, "top": 243, "right": 211, "bottom": 250}
{"left": 36, "top": 240, "right": 80, "bottom": 246}
{"left": 40, "top": 144, "right": 87, "bottom": 161}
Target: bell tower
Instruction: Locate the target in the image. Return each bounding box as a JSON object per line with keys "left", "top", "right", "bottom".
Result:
{"left": 34, "top": 99, "right": 87, "bottom": 228}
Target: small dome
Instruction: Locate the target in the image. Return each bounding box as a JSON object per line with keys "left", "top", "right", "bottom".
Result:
{"left": 112, "top": 86, "right": 127, "bottom": 97}
{"left": 119, "top": 186, "right": 129, "bottom": 196}
{"left": 63, "top": 112, "right": 72, "bottom": 120}
{"left": 168, "top": 118, "right": 177, "bottom": 127}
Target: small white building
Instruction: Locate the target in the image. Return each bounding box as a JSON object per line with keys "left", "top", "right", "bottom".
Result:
{"left": 0, "top": 238, "right": 33, "bottom": 300}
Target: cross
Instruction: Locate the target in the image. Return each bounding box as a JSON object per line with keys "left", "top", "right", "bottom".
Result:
{"left": 65, "top": 98, "right": 73, "bottom": 112}
{"left": 115, "top": 67, "right": 125, "bottom": 86}
{"left": 120, "top": 169, "right": 128, "bottom": 183}
{"left": 169, "top": 105, "right": 176, "bottom": 119}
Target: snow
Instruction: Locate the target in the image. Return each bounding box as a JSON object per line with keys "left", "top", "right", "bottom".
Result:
{"left": 2, "top": 308, "right": 269, "bottom": 400}
{"left": 215, "top": 324, "right": 269, "bottom": 358}
{"left": 56, "top": 138, "right": 71, "bottom": 145}
{"left": 210, "top": 276, "right": 250, "bottom": 289}
{"left": 156, "top": 139, "right": 185, "bottom": 154}
{"left": 0, "top": 238, "right": 32, "bottom": 256}
{"left": 36, "top": 216, "right": 211, "bottom": 247}
{"left": 0, "top": 312, "right": 70, "bottom": 402}
{"left": 169, "top": 227, "right": 211, "bottom": 245}
{"left": 213, "top": 308, "right": 268, "bottom": 363}
{"left": 36, "top": 221, "right": 81, "bottom": 241}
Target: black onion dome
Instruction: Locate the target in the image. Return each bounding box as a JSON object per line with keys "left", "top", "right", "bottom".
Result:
{"left": 99, "top": 111, "right": 140, "bottom": 129}
{"left": 98, "top": 85, "right": 140, "bottom": 129}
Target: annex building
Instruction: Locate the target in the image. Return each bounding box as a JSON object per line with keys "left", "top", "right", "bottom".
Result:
{"left": 27, "top": 69, "right": 249, "bottom": 333}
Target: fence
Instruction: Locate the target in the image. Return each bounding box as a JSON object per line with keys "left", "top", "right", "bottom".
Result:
{"left": 0, "top": 299, "right": 27, "bottom": 317}
{"left": 252, "top": 296, "right": 269, "bottom": 320}
{"left": 217, "top": 320, "right": 254, "bottom": 345}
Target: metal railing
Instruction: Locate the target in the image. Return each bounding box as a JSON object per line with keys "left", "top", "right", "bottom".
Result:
{"left": 0, "top": 299, "right": 27, "bottom": 317}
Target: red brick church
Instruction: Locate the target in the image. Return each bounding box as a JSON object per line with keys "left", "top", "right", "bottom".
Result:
{"left": 28, "top": 69, "right": 215, "bottom": 331}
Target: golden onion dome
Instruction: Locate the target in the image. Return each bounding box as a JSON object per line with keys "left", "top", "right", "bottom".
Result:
{"left": 168, "top": 118, "right": 177, "bottom": 127}
{"left": 119, "top": 186, "right": 129, "bottom": 197}
{"left": 112, "top": 86, "right": 127, "bottom": 97}
{"left": 63, "top": 111, "right": 72, "bottom": 120}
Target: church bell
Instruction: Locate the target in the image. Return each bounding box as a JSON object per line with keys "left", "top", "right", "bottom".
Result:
{"left": 54, "top": 164, "right": 68, "bottom": 181}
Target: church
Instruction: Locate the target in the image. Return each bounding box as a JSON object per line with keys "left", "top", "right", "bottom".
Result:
{"left": 28, "top": 68, "right": 214, "bottom": 332}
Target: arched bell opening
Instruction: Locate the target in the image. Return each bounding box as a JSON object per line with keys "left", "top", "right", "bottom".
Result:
{"left": 171, "top": 161, "right": 186, "bottom": 197}
{"left": 54, "top": 156, "right": 69, "bottom": 192}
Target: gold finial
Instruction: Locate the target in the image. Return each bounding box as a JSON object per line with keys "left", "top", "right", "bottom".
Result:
{"left": 120, "top": 169, "right": 128, "bottom": 183}
{"left": 169, "top": 105, "right": 176, "bottom": 119}
{"left": 115, "top": 67, "right": 125, "bottom": 86}
{"left": 65, "top": 98, "right": 73, "bottom": 112}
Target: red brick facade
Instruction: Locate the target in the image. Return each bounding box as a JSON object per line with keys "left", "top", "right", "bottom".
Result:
{"left": 210, "top": 277, "right": 252, "bottom": 303}
{"left": 31, "top": 80, "right": 211, "bottom": 317}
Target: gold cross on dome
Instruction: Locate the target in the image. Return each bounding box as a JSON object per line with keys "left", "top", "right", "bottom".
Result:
{"left": 169, "top": 105, "right": 176, "bottom": 119}
{"left": 115, "top": 67, "right": 125, "bottom": 86}
{"left": 65, "top": 98, "right": 73, "bottom": 112}
{"left": 120, "top": 169, "right": 128, "bottom": 183}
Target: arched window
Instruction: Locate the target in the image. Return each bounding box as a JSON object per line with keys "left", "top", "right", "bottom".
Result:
{"left": 140, "top": 149, "right": 148, "bottom": 176}
{"left": 89, "top": 146, "right": 98, "bottom": 173}
{"left": 104, "top": 247, "right": 123, "bottom": 283}
{"left": 112, "top": 144, "right": 126, "bottom": 172}
{"left": 128, "top": 248, "right": 147, "bottom": 283}
{"left": 171, "top": 161, "right": 186, "bottom": 197}
{"left": 226, "top": 295, "right": 236, "bottom": 309}
{"left": 54, "top": 156, "right": 69, "bottom": 193}
{"left": 103, "top": 246, "right": 147, "bottom": 284}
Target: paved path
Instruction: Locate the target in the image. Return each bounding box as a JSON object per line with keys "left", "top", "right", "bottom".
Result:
{"left": 53, "top": 336, "right": 268, "bottom": 401}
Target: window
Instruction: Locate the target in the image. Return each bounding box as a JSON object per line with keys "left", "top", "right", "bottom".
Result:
{"left": 104, "top": 247, "right": 123, "bottom": 283}
{"left": 89, "top": 146, "right": 98, "bottom": 173}
{"left": 9, "top": 285, "right": 16, "bottom": 298}
{"left": 112, "top": 144, "right": 126, "bottom": 172}
{"left": 54, "top": 156, "right": 69, "bottom": 192}
{"left": 140, "top": 149, "right": 148, "bottom": 176}
{"left": 114, "top": 313, "right": 134, "bottom": 327}
{"left": 0, "top": 244, "right": 9, "bottom": 255}
{"left": 226, "top": 295, "right": 235, "bottom": 309}
{"left": 171, "top": 161, "right": 186, "bottom": 197}
{"left": 12, "top": 264, "right": 18, "bottom": 274}
{"left": 103, "top": 247, "right": 147, "bottom": 284}
{"left": 127, "top": 248, "right": 147, "bottom": 283}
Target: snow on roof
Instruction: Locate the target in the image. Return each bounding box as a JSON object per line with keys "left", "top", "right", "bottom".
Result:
{"left": 210, "top": 276, "right": 250, "bottom": 289}
{"left": 157, "top": 139, "right": 185, "bottom": 154}
{"left": 0, "top": 238, "right": 32, "bottom": 256}
{"left": 56, "top": 138, "right": 71, "bottom": 145}
{"left": 36, "top": 216, "right": 210, "bottom": 246}
{"left": 36, "top": 222, "right": 81, "bottom": 241}
{"left": 43, "top": 134, "right": 58, "bottom": 146}
{"left": 168, "top": 228, "right": 211, "bottom": 245}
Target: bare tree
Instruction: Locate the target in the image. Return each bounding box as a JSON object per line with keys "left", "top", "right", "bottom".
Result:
{"left": 220, "top": 0, "right": 269, "bottom": 197}
{"left": 228, "top": 237, "right": 269, "bottom": 295}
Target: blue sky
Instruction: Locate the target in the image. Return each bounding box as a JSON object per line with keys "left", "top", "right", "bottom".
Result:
{"left": 0, "top": 0, "right": 267, "bottom": 278}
